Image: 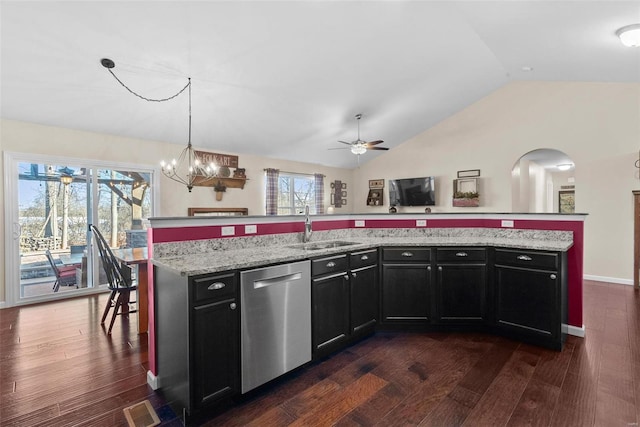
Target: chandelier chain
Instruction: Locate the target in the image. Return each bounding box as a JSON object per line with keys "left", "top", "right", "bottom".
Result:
{"left": 106, "top": 68, "right": 191, "bottom": 102}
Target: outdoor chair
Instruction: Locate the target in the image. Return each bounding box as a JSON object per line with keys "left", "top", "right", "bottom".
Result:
{"left": 90, "top": 224, "right": 137, "bottom": 334}
{"left": 45, "top": 250, "right": 77, "bottom": 292}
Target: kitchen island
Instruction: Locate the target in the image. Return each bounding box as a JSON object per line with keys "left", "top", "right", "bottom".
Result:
{"left": 149, "top": 213, "right": 583, "bottom": 423}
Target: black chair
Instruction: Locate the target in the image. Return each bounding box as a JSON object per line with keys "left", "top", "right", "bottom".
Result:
{"left": 45, "top": 250, "right": 77, "bottom": 292}
{"left": 90, "top": 225, "right": 137, "bottom": 334}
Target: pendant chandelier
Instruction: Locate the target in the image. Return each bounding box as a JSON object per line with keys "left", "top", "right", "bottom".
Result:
{"left": 101, "top": 58, "right": 216, "bottom": 192}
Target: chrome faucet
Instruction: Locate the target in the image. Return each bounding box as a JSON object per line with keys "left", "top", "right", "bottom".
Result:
{"left": 303, "top": 205, "right": 313, "bottom": 243}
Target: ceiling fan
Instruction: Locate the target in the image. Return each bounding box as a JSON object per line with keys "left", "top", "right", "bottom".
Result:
{"left": 333, "top": 114, "right": 389, "bottom": 156}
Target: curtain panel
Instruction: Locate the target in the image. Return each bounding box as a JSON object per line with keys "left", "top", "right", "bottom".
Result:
{"left": 314, "top": 173, "right": 324, "bottom": 215}
{"left": 265, "top": 168, "right": 279, "bottom": 215}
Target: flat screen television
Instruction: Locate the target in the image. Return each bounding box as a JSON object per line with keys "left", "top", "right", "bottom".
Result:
{"left": 388, "top": 176, "right": 436, "bottom": 206}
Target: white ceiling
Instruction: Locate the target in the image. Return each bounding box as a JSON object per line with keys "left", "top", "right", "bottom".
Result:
{"left": 1, "top": 1, "right": 639, "bottom": 169}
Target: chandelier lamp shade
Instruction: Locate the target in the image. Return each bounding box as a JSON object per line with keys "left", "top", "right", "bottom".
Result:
{"left": 616, "top": 24, "right": 640, "bottom": 47}
{"left": 100, "top": 58, "right": 216, "bottom": 192}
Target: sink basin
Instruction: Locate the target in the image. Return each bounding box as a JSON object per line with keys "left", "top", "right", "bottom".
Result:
{"left": 288, "top": 240, "right": 359, "bottom": 251}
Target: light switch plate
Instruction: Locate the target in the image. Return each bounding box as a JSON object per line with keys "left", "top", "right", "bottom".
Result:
{"left": 355, "top": 220, "right": 365, "bottom": 228}
{"left": 501, "top": 220, "right": 514, "bottom": 228}
{"left": 221, "top": 226, "right": 235, "bottom": 236}
{"left": 416, "top": 220, "right": 427, "bottom": 227}
{"left": 245, "top": 224, "right": 257, "bottom": 234}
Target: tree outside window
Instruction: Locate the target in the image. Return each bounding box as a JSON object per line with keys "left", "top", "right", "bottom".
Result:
{"left": 277, "top": 173, "right": 316, "bottom": 215}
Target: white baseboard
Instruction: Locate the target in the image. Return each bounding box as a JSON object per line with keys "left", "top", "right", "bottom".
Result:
{"left": 583, "top": 274, "right": 633, "bottom": 286}
{"left": 567, "top": 324, "right": 585, "bottom": 338}
{"left": 147, "top": 370, "right": 160, "bottom": 390}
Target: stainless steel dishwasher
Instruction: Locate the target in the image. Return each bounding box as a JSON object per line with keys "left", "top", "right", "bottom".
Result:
{"left": 240, "top": 260, "right": 311, "bottom": 393}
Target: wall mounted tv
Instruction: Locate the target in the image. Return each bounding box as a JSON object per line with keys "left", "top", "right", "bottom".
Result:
{"left": 389, "top": 176, "right": 436, "bottom": 206}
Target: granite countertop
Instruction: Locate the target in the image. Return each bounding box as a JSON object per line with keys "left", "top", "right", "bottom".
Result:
{"left": 152, "top": 236, "right": 573, "bottom": 277}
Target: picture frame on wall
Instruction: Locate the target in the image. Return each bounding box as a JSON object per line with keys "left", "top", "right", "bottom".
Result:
{"left": 558, "top": 190, "right": 575, "bottom": 214}
{"left": 457, "top": 169, "right": 481, "bottom": 178}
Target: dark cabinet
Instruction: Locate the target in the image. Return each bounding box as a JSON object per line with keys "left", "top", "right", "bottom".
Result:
{"left": 311, "top": 249, "right": 378, "bottom": 358}
{"left": 192, "top": 274, "right": 240, "bottom": 407}
{"left": 349, "top": 249, "right": 378, "bottom": 338}
{"left": 381, "top": 247, "right": 432, "bottom": 325}
{"left": 312, "top": 254, "right": 350, "bottom": 356}
{"left": 435, "top": 248, "right": 487, "bottom": 324}
{"left": 155, "top": 268, "right": 239, "bottom": 421}
{"left": 494, "top": 249, "right": 567, "bottom": 350}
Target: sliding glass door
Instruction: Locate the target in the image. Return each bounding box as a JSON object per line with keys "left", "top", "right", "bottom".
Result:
{"left": 5, "top": 152, "right": 156, "bottom": 306}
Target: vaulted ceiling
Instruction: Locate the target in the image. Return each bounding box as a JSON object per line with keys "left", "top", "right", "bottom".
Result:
{"left": 1, "top": 1, "right": 638, "bottom": 169}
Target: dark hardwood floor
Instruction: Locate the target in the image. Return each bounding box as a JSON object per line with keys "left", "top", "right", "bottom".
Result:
{"left": 1, "top": 280, "right": 638, "bottom": 426}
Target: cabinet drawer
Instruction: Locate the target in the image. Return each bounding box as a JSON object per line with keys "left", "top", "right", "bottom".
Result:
{"left": 383, "top": 247, "right": 430, "bottom": 262}
{"left": 312, "top": 254, "right": 348, "bottom": 277}
{"left": 193, "top": 272, "right": 237, "bottom": 303}
{"left": 350, "top": 249, "right": 378, "bottom": 269}
{"left": 495, "top": 249, "right": 558, "bottom": 270}
{"left": 437, "top": 248, "right": 486, "bottom": 263}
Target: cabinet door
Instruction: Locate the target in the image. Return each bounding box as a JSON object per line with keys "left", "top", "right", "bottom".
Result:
{"left": 436, "top": 264, "right": 486, "bottom": 324}
{"left": 192, "top": 297, "right": 238, "bottom": 408}
{"left": 350, "top": 264, "right": 378, "bottom": 336}
{"left": 312, "top": 272, "right": 350, "bottom": 355}
{"left": 381, "top": 264, "right": 431, "bottom": 323}
{"left": 495, "top": 266, "right": 558, "bottom": 338}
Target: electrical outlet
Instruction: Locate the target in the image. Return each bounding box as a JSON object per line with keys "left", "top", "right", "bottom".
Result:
{"left": 221, "top": 226, "right": 235, "bottom": 236}
{"left": 355, "top": 220, "right": 365, "bottom": 228}
{"left": 501, "top": 220, "right": 514, "bottom": 228}
{"left": 416, "top": 220, "right": 427, "bottom": 227}
{"left": 245, "top": 224, "right": 257, "bottom": 234}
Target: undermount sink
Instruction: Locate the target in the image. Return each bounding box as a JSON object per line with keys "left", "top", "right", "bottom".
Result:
{"left": 288, "top": 240, "right": 359, "bottom": 251}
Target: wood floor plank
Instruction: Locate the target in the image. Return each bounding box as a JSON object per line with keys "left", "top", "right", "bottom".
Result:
{"left": 374, "top": 381, "right": 447, "bottom": 427}
{"left": 335, "top": 382, "right": 406, "bottom": 426}
{"left": 417, "top": 395, "right": 472, "bottom": 427}
{"left": 507, "top": 377, "right": 560, "bottom": 426}
{"left": 289, "top": 372, "right": 387, "bottom": 427}
{"left": 461, "top": 348, "right": 539, "bottom": 426}
{"left": 455, "top": 338, "right": 519, "bottom": 395}
{"left": 281, "top": 377, "right": 342, "bottom": 417}
{"left": 551, "top": 371, "right": 597, "bottom": 426}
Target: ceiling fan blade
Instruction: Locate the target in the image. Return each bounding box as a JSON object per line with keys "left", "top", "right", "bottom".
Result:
{"left": 338, "top": 140, "right": 353, "bottom": 146}
{"left": 368, "top": 146, "right": 389, "bottom": 151}
{"left": 365, "top": 140, "right": 384, "bottom": 146}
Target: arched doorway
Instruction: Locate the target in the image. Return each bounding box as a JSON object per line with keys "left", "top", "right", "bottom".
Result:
{"left": 511, "top": 148, "right": 575, "bottom": 213}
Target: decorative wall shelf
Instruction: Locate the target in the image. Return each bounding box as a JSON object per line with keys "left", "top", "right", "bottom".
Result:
{"left": 192, "top": 176, "right": 247, "bottom": 189}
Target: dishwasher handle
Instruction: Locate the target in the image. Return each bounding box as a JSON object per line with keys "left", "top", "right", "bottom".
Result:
{"left": 253, "top": 272, "right": 303, "bottom": 289}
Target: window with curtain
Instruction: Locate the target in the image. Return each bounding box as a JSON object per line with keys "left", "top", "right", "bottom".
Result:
{"left": 265, "top": 170, "right": 323, "bottom": 215}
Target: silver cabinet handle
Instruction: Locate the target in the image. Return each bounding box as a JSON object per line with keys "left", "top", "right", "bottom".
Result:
{"left": 344, "top": 275, "right": 350, "bottom": 281}
{"left": 208, "top": 282, "right": 226, "bottom": 290}
{"left": 352, "top": 272, "right": 357, "bottom": 278}
{"left": 517, "top": 255, "right": 532, "bottom": 261}
{"left": 326, "top": 261, "right": 336, "bottom": 268}
{"left": 456, "top": 252, "right": 468, "bottom": 257}
{"left": 438, "top": 266, "right": 443, "bottom": 271}
{"left": 230, "top": 303, "right": 237, "bottom": 310}
{"left": 550, "top": 274, "right": 557, "bottom": 280}
{"left": 361, "top": 255, "right": 369, "bottom": 261}
{"left": 427, "top": 266, "right": 431, "bottom": 271}
{"left": 401, "top": 251, "right": 413, "bottom": 257}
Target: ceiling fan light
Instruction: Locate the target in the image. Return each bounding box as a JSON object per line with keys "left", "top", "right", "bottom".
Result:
{"left": 351, "top": 145, "right": 367, "bottom": 155}
{"left": 616, "top": 24, "right": 640, "bottom": 47}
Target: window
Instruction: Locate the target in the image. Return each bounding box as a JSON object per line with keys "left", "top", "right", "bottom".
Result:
{"left": 6, "top": 152, "right": 156, "bottom": 305}
{"left": 277, "top": 173, "right": 316, "bottom": 215}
